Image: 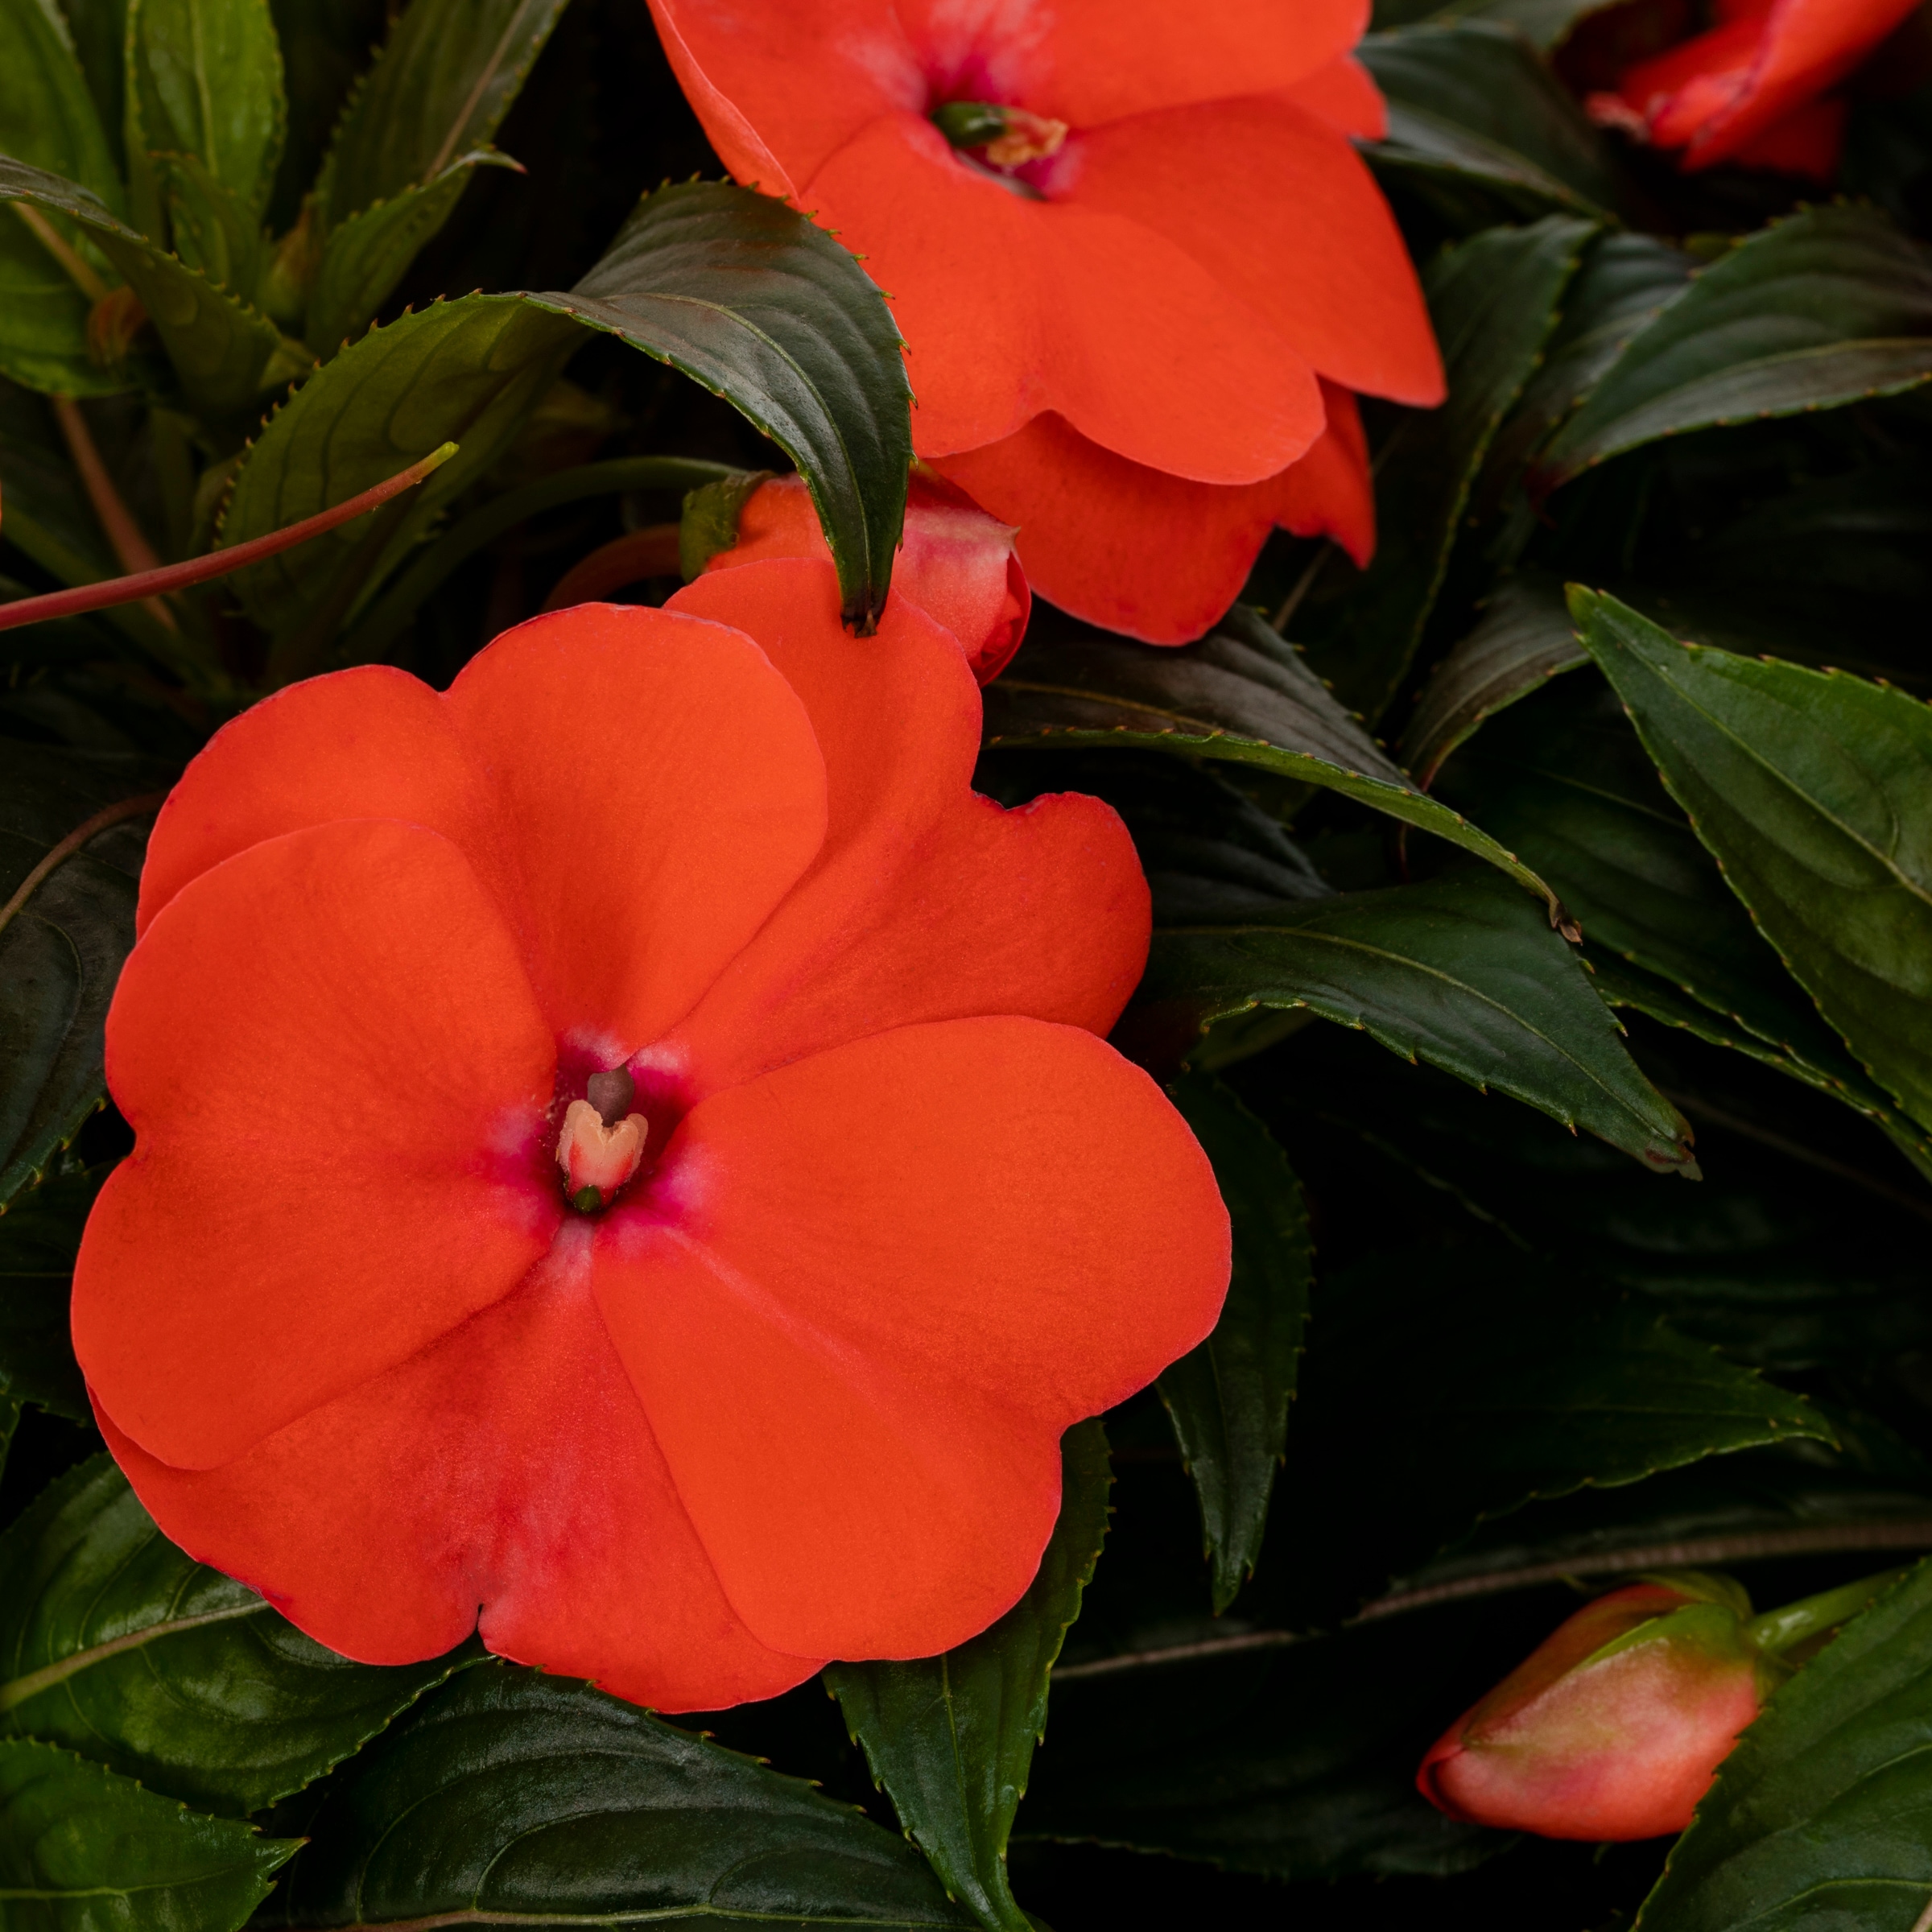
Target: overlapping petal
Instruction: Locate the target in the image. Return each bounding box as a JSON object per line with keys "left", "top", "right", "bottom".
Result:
{"left": 660, "top": 561, "right": 1149, "bottom": 1091}
{"left": 97, "top": 1236, "right": 819, "bottom": 1711}
{"left": 808, "top": 114, "right": 1323, "bottom": 475}
{"left": 594, "top": 1017, "right": 1229, "bottom": 1658}
{"left": 934, "top": 391, "right": 1373, "bottom": 643}
{"left": 76, "top": 819, "right": 558, "bottom": 1469}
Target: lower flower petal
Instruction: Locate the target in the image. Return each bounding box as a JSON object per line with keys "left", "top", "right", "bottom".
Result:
{"left": 934, "top": 394, "right": 1373, "bottom": 644}
{"left": 593, "top": 1016, "right": 1229, "bottom": 1660}
{"left": 94, "top": 1235, "right": 817, "bottom": 1711}
{"left": 73, "top": 819, "right": 559, "bottom": 1470}
{"left": 663, "top": 560, "right": 1149, "bottom": 1089}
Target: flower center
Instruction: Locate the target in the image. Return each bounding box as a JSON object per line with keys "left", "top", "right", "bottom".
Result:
{"left": 931, "top": 100, "right": 1068, "bottom": 170}
{"left": 556, "top": 1066, "right": 649, "bottom": 1212}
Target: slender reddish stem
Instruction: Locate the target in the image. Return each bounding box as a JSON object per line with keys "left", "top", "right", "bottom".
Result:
{"left": 0, "top": 441, "right": 458, "bottom": 634}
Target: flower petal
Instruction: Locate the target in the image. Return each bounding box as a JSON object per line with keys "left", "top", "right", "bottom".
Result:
{"left": 1280, "top": 54, "right": 1388, "bottom": 141}
{"left": 74, "top": 820, "right": 558, "bottom": 1470}
{"left": 934, "top": 393, "right": 1373, "bottom": 644}
{"left": 440, "top": 604, "right": 828, "bottom": 1054}
{"left": 1064, "top": 96, "right": 1443, "bottom": 407}
{"left": 807, "top": 113, "right": 1323, "bottom": 478}
{"left": 594, "top": 1016, "right": 1230, "bottom": 1658}
{"left": 94, "top": 1236, "right": 819, "bottom": 1711}
{"left": 661, "top": 559, "right": 1148, "bottom": 1092}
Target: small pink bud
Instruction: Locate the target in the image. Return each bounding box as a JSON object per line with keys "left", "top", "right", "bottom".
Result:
{"left": 1417, "top": 1576, "right": 1772, "bottom": 1842}
{"left": 704, "top": 472, "right": 1030, "bottom": 682}
{"left": 555, "top": 1097, "right": 648, "bottom": 1203}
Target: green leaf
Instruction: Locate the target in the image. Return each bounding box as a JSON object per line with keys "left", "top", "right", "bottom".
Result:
{"left": 126, "top": 0, "right": 285, "bottom": 217}
{"left": 1158, "top": 1076, "right": 1309, "bottom": 1615}
{"left": 1433, "top": 668, "right": 1922, "bottom": 1154}
{"left": 151, "top": 150, "right": 258, "bottom": 295}
{"left": 1138, "top": 866, "right": 1696, "bottom": 1172}
{"left": 1536, "top": 207, "right": 1932, "bottom": 493}
{"left": 531, "top": 181, "right": 912, "bottom": 630}
{"left": 825, "top": 1422, "right": 1110, "bottom": 1932}
{"left": 1575, "top": 588, "right": 1932, "bottom": 1134}
{"left": 0, "top": 1738, "right": 297, "bottom": 1930}
{"left": 984, "top": 605, "right": 1558, "bottom": 915}
{"left": 256, "top": 1663, "right": 976, "bottom": 1928}
{"left": 305, "top": 150, "right": 516, "bottom": 356}
{"left": 0, "top": 208, "right": 118, "bottom": 399}
{"left": 1270, "top": 1249, "right": 1833, "bottom": 1623}
{"left": 0, "top": 1162, "right": 97, "bottom": 1420}
{"left": 1423, "top": 0, "right": 1625, "bottom": 50}
{"left": 1300, "top": 214, "right": 1592, "bottom": 723}
{"left": 318, "top": 0, "right": 568, "bottom": 225}
{"left": 1399, "top": 572, "right": 1587, "bottom": 785}
{"left": 0, "top": 155, "right": 302, "bottom": 419}
{"left": 1636, "top": 1558, "right": 1932, "bottom": 1932}
{"left": 0, "top": 1455, "right": 470, "bottom": 1814}
{"left": 0, "top": 744, "right": 165, "bottom": 1206}
{"left": 1361, "top": 23, "right": 1618, "bottom": 222}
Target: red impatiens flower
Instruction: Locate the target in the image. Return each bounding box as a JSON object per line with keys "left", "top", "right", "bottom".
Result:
{"left": 70, "top": 558, "right": 1230, "bottom": 1711}
{"left": 646, "top": 0, "right": 1444, "bottom": 642}
{"left": 705, "top": 470, "right": 1031, "bottom": 683}
{"left": 1584, "top": 0, "right": 1922, "bottom": 180}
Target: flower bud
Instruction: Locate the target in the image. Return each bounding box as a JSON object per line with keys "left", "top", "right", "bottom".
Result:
{"left": 700, "top": 472, "right": 1030, "bottom": 683}
{"left": 1418, "top": 1574, "right": 1775, "bottom": 1842}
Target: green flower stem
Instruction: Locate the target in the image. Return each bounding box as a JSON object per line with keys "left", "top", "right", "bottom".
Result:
{"left": 1747, "top": 1568, "right": 1912, "bottom": 1657}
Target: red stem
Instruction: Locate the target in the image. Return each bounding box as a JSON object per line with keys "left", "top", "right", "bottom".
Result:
{"left": 0, "top": 442, "right": 458, "bottom": 634}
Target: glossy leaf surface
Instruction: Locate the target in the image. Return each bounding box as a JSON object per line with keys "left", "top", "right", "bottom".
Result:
{"left": 1576, "top": 589, "right": 1932, "bottom": 1133}
{"left": 0, "top": 1162, "right": 97, "bottom": 1419}
{"left": 1158, "top": 1076, "right": 1310, "bottom": 1615}
{"left": 1302, "top": 214, "right": 1591, "bottom": 722}
{"left": 1139, "top": 868, "right": 1695, "bottom": 1171}
{"left": 255, "top": 1664, "right": 976, "bottom": 1928}
{"left": 0, "top": 1738, "right": 296, "bottom": 1930}
{"left": 0, "top": 1456, "right": 469, "bottom": 1813}
{"left": 985, "top": 606, "right": 1557, "bottom": 912}
{"left": 825, "top": 1422, "right": 1111, "bottom": 1932}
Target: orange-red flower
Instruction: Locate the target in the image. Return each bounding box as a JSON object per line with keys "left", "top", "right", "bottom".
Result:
{"left": 706, "top": 470, "right": 1030, "bottom": 682}
{"left": 646, "top": 0, "right": 1443, "bottom": 642}
{"left": 71, "top": 559, "right": 1230, "bottom": 1711}
{"left": 1585, "top": 0, "right": 1921, "bottom": 179}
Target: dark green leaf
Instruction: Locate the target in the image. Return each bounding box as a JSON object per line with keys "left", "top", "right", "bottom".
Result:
{"left": 1399, "top": 572, "right": 1587, "bottom": 784}
{"left": 0, "top": 1455, "right": 469, "bottom": 1814}
{"left": 1301, "top": 214, "right": 1592, "bottom": 722}
{"left": 305, "top": 150, "right": 515, "bottom": 355}
{"left": 985, "top": 605, "right": 1558, "bottom": 914}
{"left": 1361, "top": 23, "right": 1618, "bottom": 221}
{"left": 256, "top": 1663, "right": 976, "bottom": 1928}
{"left": 1269, "top": 1249, "right": 1832, "bottom": 1623}
{"left": 1424, "top": 0, "right": 1625, "bottom": 49}
{"left": 0, "top": 1162, "right": 97, "bottom": 1419}
{"left": 1158, "top": 1076, "right": 1309, "bottom": 1615}
{"left": 152, "top": 151, "right": 259, "bottom": 295}
{"left": 0, "top": 1738, "right": 297, "bottom": 1929}
{"left": 825, "top": 1422, "right": 1110, "bottom": 1932}
{"left": 1637, "top": 1557, "right": 1932, "bottom": 1932}
{"left": 126, "top": 0, "right": 284, "bottom": 216}
{"left": 1139, "top": 867, "right": 1695, "bottom": 1171}
{"left": 0, "top": 743, "right": 165, "bottom": 1205}
{"left": 0, "top": 155, "right": 303, "bottom": 419}
{"left": 318, "top": 0, "right": 568, "bottom": 225}
{"left": 1575, "top": 588, "right": 1932, "bottom": 1133}
{"left": 1536, "top": 207, "right": 1932, "bottom": 493}
{"left": 532, "top": 181, "right": 912, "bottom": 630}
{"left": 0, "top": 206, "right": 119, "bottom": 398}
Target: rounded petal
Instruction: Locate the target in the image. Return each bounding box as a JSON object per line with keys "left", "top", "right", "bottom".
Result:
{"left": 1062, "top": 97, "right": 1443, "bottom": 407}
{"left": 663, "top": 560, "right": 1148, "bottom": 1091}
{"left": 808, "top": 113, "right": 1323, "bottom": 478}
{"left": 134, "top": 666, "right": 489, "bottom": 935}
{"left": 440, "top": 603, "right": 828, "bottom": 1054}
{"left": 1278, "top": 54, "right": 1388, "bottom": 140}
{"left": 933, "top": 394, "right": 1373, "bottom": 645}
{"left": 74, "top": 820, "right": 558, "bottom": 1470}
{"left": 593, "top": 1016, "right": 1229, "bottom": 1657}
{"left": 95, "top": 1237, "right": 819, "bottom": 1712}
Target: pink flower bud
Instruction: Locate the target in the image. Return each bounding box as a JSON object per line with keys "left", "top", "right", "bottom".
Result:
{"left": 704, "top": 472, "right": 1030, "bottom": 682}
{"left": 1417, "top": 1575, "right": 1774, "bottom": 1842}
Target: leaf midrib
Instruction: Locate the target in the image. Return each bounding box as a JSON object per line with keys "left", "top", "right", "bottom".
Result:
{"left": 0, "top": 1602, "right": 262, "bottom": 1712}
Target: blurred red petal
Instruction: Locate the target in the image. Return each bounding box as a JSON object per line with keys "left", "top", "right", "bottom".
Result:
{"left": 1279, "top": 52, "right": 1388, "bottom": 140}
{"left": 593, "top": 1016, "right": 1229, "bottom": 1658}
